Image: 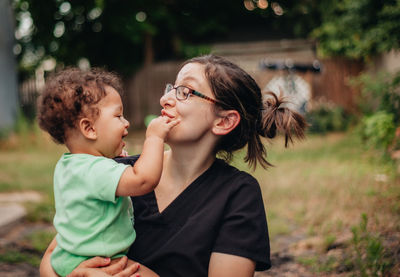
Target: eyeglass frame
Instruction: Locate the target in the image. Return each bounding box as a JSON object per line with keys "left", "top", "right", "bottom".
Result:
{"left": 164, "top": 83, "right": 222, "bottom": 105}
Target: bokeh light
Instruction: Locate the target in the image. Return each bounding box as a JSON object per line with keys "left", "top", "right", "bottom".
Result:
{"left": 244, "top": 0, "right": 255, "bottom": 11}
{"left": 257, "top": 0, "right": 268, "bottom": 9}
{"left": 53, "top": 22, "right": 65, "bottom": 38}
{"left": 136, "top": 11, "right": 147, "bottom": 22}
{"left": 88, "top": 7, "right": 102, "bottom": 20}
{"left": 271, "top": 2, "right": 283, "bottom": 16}
{"left": 59, "top": 2, "right": 71, "bottom": 15}
{"left": 78, "top": 58, "right": 90, "bottom": 70}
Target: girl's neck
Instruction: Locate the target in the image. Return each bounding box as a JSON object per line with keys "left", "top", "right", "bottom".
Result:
{"left": 163, "top": 144, "right": 216, "bottom": 188}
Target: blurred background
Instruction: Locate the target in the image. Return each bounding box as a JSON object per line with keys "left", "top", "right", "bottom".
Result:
{"left": 0, "top": 0, "right": 399, "bottom": 276}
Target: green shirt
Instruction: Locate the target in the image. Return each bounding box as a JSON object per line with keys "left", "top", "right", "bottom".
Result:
{"left": 51, "top": 153, "right": 135, "bottom": 276}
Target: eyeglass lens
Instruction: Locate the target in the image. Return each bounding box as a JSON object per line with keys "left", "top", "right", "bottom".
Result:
{"left": 164, "top": 84, "right": 190, "bottom": 100}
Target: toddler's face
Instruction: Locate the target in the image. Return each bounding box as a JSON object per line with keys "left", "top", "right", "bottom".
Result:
{"left": 93, "top": 86, "right": 130, "bottom": 158}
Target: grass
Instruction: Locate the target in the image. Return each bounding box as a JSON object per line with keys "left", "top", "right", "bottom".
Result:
{"left": 1, "top": 127, "right": 399, "bottom": 275}
{"left": 231, "top": 132, "right": 400, "bottom": 275}
{"left": 239, "top": 133, "right": 400, "bottom": 240}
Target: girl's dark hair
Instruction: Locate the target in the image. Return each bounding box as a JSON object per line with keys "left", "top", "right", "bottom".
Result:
{"left": 183, "top": 55, "right": 307, "bottom": 169}
{"left": 37, "top": 67, "right": 123, "bottom": 144}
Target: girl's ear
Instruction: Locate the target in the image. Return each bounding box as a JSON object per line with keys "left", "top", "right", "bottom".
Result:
{"left": 212, "top": 110, "right": 240, "bottom": 135}
{"left": 78, "top": 118, "right": 97, "bottom": 140}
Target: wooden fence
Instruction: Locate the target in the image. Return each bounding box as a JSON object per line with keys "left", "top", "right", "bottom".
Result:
{"left": 18, "top": 40, "right": 365, "bottom": 127}
{"left": 125, "top": 61, "right": 183, "bottom": 128}
{"left": 125, "top": 41, "right": 364, "bottom": 127}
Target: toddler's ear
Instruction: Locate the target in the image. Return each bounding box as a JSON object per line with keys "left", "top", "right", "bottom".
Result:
{"left": 79, "top": 118, "right": 97, "bottom": 140}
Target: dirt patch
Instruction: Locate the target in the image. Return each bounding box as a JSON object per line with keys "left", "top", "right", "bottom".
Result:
{"left": 0, "top": 221, "right": 52, "bottom": 277}
{"left": 0, "top": 191, "right": 42, "bottom": 203}
{"left": 256, "top": 251, "right": 312, "bottom": 277}
{"left": 0, "top": 263, "right": 39, "bottom": 277}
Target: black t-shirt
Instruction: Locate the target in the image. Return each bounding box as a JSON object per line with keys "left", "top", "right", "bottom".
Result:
{"left": 116, "top": 156, "right": 271, "bottom": 277}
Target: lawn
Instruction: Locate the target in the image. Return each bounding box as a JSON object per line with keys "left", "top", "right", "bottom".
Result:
{"left": 0, "top": 129, "right": 399, "bottom": 275}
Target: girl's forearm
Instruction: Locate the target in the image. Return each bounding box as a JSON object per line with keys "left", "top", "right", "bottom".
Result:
{"left": 40, "top": 237, "right": 59, "bottom": 277}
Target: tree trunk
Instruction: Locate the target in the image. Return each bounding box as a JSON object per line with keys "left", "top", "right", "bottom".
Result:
{"left": 0, "top": 0, "right": 19, "bottom": 134}
{"left": 143, "top": 32, "right": 154, "bottom": 66}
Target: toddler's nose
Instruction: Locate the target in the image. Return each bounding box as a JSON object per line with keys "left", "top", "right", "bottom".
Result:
{"left": 124, "top": 117, "right": 130, "bottom": 128}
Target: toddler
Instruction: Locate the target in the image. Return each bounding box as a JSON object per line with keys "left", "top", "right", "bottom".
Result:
{"left": 37, "top": 68, "right": 179, "bottom": 276}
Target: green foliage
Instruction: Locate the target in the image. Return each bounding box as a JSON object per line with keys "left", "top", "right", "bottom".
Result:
{"left": 350, "top": 214, "right": 392, "bottom": 276}
{"left": 144, "top": 114, "right": 158, "bottom": 127}
{"left": 14, "top": 109, "right": 32, "bottom": 135}
{"left": 11, "top": 0, "right": 329, "bottom": 75}
{"left": 352, "top": 71, "right": 400, "bottom": 155}
{"left": 26, "top": 229, "right": 57, "bottom": 253}
{"left": 358, "top": 112, "right": 396, "bottom": 151}
{"left": 306, "top": 101, "right": 351, "bottom": 133}
{"left": 353, "top": 71, "right": 400, "bottom": 124}
{"left": 181, "top": 43, "right": 211, "bottom": 59}
{"left": 0, "top": 109, "right": 39, "bottom": 142}
{"left": 323, "top": 234, "right": 336, "bottom": 251}
{"left": 26, "top": 201, "right": 55, "bottom": 223}
{"left": 0, "top": 229, "right": 55, "bottom": 267}
{"left": 312, "top": 0, "right": 400, "bottom": 59}
{"left": 0, "top": 250, "right": 41, "bottom": 267}
{"left": 297, "top": 255, "right": 338, "bottom": 273}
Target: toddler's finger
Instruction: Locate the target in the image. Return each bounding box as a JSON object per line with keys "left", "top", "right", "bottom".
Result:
{"left": 120, "top": 149, "right": 129, "bottom": 157}
{"left": 167, "top": 118, "right": 180, "bottom": 128}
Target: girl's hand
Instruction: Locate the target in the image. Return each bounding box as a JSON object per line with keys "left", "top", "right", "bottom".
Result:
{"left": 67, "top": 256, "right": 140, "bottom": 277}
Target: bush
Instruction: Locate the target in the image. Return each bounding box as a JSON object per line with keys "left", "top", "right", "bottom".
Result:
{"left": 306, "top": 100, "right": 351, "bottom": 134}
{"left": 352, "top": 70, "right": 400, "bottom": 156}
{"left": 359, "top": 111, "right": 396, "bottom": 151}
{"left": 353, "top": 71, "right": 400, "bottom": 124}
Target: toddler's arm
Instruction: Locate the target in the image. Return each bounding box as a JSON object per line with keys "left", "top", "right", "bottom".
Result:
{"left": 116, "top": 116, "right": 179, "bottom": 196}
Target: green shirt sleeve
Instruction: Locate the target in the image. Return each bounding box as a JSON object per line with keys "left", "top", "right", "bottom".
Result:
{"left": 85, "top": 157, "right": 130, "bottom": 203}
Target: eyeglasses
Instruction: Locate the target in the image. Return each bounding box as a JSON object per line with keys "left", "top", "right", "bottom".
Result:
{"left": 164, "top": 83, "right": 221, "bottom": 105}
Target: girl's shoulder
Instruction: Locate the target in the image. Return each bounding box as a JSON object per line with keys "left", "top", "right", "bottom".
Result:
{"left": 212, "top": 158, "right": 262, "bottom": 192}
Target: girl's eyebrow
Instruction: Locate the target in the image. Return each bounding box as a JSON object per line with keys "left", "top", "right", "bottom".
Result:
{"left": 180, "top": 76, "right": 201, "bottom": 87}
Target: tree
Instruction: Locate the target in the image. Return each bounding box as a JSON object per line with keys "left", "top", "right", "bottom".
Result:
{"left": 12, "top": 0, "right": 325, "bottom": 76}
{"left": 0, "top": 0, "right": 18, "bottom": 134}
{"left": 312, "top": 0, "right": 400, "bottom": 59}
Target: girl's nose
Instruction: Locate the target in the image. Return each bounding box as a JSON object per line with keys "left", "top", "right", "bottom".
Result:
{"left": 160, "top": 89, "right": 176, "bottom": 108}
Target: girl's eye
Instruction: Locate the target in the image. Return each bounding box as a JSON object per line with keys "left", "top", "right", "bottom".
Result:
{"left": 181, "top": 87, "right": 190, "bottom": 97}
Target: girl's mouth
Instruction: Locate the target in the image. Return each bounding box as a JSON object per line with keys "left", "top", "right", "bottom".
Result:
{"left": 161, "top": 109, "right": 175, "bottom": 119}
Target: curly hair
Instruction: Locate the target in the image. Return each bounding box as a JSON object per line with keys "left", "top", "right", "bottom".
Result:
{"left": 37, "top": 67, "right": 123, "bottom": 144}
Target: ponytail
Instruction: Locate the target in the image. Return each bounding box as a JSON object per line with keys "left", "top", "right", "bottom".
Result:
{"left": 246, "top": 92, "right": 307, "bottom": 169}
{"left": 259, "top": 91, "right": 307, "bottom": 146}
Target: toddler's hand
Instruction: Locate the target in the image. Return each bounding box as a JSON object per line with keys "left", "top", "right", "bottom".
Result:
{"left": 146, "top": 116, "right": 180, "bottom": 140}
{"left": 119, "top": 149, "right": 129, "bottom": 157}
